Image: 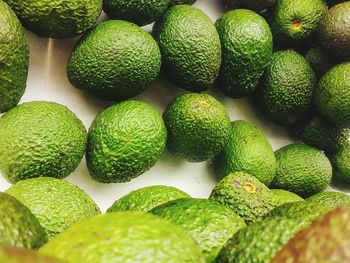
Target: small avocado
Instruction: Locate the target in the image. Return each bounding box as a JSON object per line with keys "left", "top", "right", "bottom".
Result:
{"left": 224, "top": 0, "right": 275, "bottom": 11}
{"left": 306, "top": 191, "right": 350, "bottom": 210}
{"left": 0, "top": 246, "right": 63, "bottom": 263}
{"left": 271, "top": 189, "right": 304, "bottom": 206}
{"left": 107, "top": 185, "right": 190, "bottom": 213}
{"left": 305, "top": 46, "right": 337, "bottom": 79}
{"left": 40, "top": 212, "right": 205, "bottom": 263}
{"left": 330, "top": 142, "right": 350, "bottom": 184}
{"left": 150, "top": 198, "right": 246, "bottom": 262}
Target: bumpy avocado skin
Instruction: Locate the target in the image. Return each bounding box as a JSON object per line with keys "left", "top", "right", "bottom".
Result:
{"left": 153, "top": 5, "right": 221, "bottom": 92}
{"left": 107, "top": 185, "right": 190, "bottom": 213}
{"left": 150, "top": 198, "right": 246, "bottom": 262}
{"left": 6, "top": 177, "right": 100, "bottom": 239}
{"left": 0, "top": 246, "right": 62, "bottom": 263}
{"left": 0, "top": 101, "right": 87, "bottom": 184}
{"left": 307, "top": 191, "right": 350, "bottom": 210}
{"left": 215, "top": 9, "right": 273, "bottom": 98}
{"left": 0, "top": 1, "right": 29, "bottom": 113}
{"left": 40, "top": 212, "right": 205, "bottom": 263}
{"left": 305, "top": 46, "right": 337, "bottom": 79}
{"left": 87, "top": 100, "right": 167, "bottom": 183}
{"left": 4, "top": 0, "right": 102, "bottom": 38}
{"left": 68, "top": 20, "right": 161, "bottom": 101}
{"left": 0, "top": 193, "right": 47, "bottom": 249}
{"left": 213, "top": 120, "right": 276, "bottom": 186}
{"left": 331, "top": 142, "right": 350, "bottom": 183}
{"left": 271, "top": 189, "right": 304, "bottom": 206}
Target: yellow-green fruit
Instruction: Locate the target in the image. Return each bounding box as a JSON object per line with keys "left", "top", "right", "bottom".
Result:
{"left": 307, "top": 191, "right": 350, "bottom": 210}
{"left": 271, "top": 189, "right": 304, "bottom": 206}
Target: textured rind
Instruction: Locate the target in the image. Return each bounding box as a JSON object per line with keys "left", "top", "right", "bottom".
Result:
{"left": 224, "top": 0, "right": 275, "bottom": 11}
{"left": 315, "top": 63, "right": 350, "bottom": 127}
{"left": 209, "top": 172, "right": 278, "bottom": 224}
{"left": 0, "top": 101, "right": 87, "bottom": 184}
{"left": 40, "top": 212, "right": 205, "bottom": 263}
{"left": 216, "top": 217, "right": 308, "bottom": 263}
{"left": 87, "top": 100, "right": 167, "bottom": 183}
{"left": 68, "top": 20, "right": 161, "bottom": 101}
{"left": 216, "top": 9, "right": 273, "bottom": 98}
{"left": 305, "top": 46, "right": 337, "bottom": 79}
{"left": 107, "top": 185, "right": 190, "bottom": 213}
{"left": 6, "top": 177, "right": 100, "bottom": 239}
{"left": 213, "top": 120, "right": 276, "bottom": 186}
{"left": 307, "top": 191, "right": 350, "bottom": 210}
{"left": 0, "top": 193, "right": 47, "bottom": 249}
{"left": 103, "top": 0, "right": 169, "bottom": 26}
{"left": 153, "top": 5, "right": 221, "bottom": 92}
{"left": 0, "top": 246, "right": 62, "bottom": 263}
{"left": 257, "top": 50, "right": 316, "bottom": 126}
{"left": 271, "top": 189, "right": 304, "bottom": 206}
{"left": 163, "top": 93, "right": 231, "bottom": 162}
{"left": 4, "top": 0, "right": 102, "bottom": 38}
{"left": 150, "top": 198, "right": 246, "bottom": 262}
{"left": 0, "top": 1, "right": 29, "bottom": 113}
{"left": 331, "top": 142, "right": 350, "bottom": 183}
{"left": 272, "top": 144, "right": 332, "bottom": 197}
{"left": 317, "top": 2, "right": 350, "bottom": 60}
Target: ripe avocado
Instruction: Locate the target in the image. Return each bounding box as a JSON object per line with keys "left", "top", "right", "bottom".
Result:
{"left": 6, "top": 177, "right": 100, "bottom": 239}
{"left": 163, "top": 93, "right": 231, "bottom": 162}
{"left": 0, "top": 192, "right": 47, "bottom": 249}
{"left": 0, "top": 246, "right": 62, "bottom": 263}
{"left": 68, "top": 20, "right": 161, "bottom": 101}
{"left": 0, "top": 1, "right": 29, "bottom": 113}
{"left": 4, "top": 0, "right": 102, "bottom": 38}
{"left": 215, "top": 9, "right": 272, "bottom": 98}
{"left": 39, "top": 212, "right": 205, "bottom": 263}
{"left": 271, "top": 189, "right": 304, "bottom": 206}
{"left": 213, "top": 120, "right": 276, "bottom": 186}
{"left": 107, "top": 185, "right": 190, "bottom": 213}
{"left": 153, "top": 5, "right": 221, "bottom": 92}
{"left": 150, "top": 198, "right": 246, "bottom": 262}
{"left": 305, "top": 46, "right": 337, "bottom": 79}
{"left": 209, "top": 172, "right": 278, "bottom": 224}
{"left": 0, "top": 101, "right": 87, "bottom": 184}
{"left": 306, "top": 191, "right": 350, "bottom": 210}
{"left": 330, "top": 142, "right": 350, "bottom": 183}
{"left": 87, "top": 100, "right": 167, "bottom": 183}
{"left": 224, "top": 0, "right": 275, "bottom": 11}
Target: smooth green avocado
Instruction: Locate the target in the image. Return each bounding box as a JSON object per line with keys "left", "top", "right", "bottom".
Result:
{"left": 271, "top": 189, "right": 304, "bottom": 206}
{"left": 307, "top": 191, "right": 350, "bottom": 210}
{"left": 0, "top": 246, "right": 63, "bottom": 263}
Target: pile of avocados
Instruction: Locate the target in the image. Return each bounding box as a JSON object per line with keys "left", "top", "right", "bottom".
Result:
{"left": 0, "top": 0, "right": 350, "bottom": 262}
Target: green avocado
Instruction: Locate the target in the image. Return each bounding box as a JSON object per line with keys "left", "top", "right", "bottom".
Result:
{"left": 4, "top": 0, "right": 102, "bottom": 38}
{"left": 306, "top": 191, "right": 350, "bottom": 210}
{"left": 271, "top": 189, "right": 304, "bottom": 206}
{"left": 107, "top": 185, "right": 190, "bottom": 213}
{"left": 330, "top": 142, "right": 350, "bottom": 183}
{"left": 0, "top": 1, "right": 29, "bottom": 113}
{"left": 215, "top": 9, "right": 273, "bottom": 98}
{"left": 305, "top": 46, "right": 337, "bottom": 79}
{"left": 0, "top": 101, "right": 87, "bottom": 184}
{"left": 40, "top": 212, "right": 205, "bottom": 263}
{"left": 0, "top": 192, "right": 47, "bottom": 249}
{"left": 0, "top": 246, "right": 63, "bottom": 263}
{"left": 150, "top": 198, "right": 246, "bottom": 262}
{"left": 6, "top": 177, "right": 100, "bottom": 239}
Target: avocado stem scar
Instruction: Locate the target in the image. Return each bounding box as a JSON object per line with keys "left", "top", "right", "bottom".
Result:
{"left": 244, "top": 182, "right": 256, "bottom": 193}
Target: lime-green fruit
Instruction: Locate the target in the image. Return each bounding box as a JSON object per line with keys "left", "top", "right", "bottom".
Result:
{"left": 40, "top": 212, "right": 205, "bottom": 263}
{"left": 87, "top": 100, "right": 167, "bottom": 183}
{"left": 153, "top": 5, "right": 221, "bottom": 92}
{"left": 163, "top": 93, "right": 231, "bottom": 162}
{"left": 216, "top": 9, "right": 273, "bottom": 98}
{"left": 0, "top": 1, "right": 29, "bottom": 113}
{"left": 107, "top": 185, "right": 190, "bottom": 213}
{"left": 224, "top": 0, "right": 275, "bottom": 11}
{"left": 330, "top": 142, "right": 350, "bottom": 183}
{"left": 257, "top": 50, "right": 316, "bottom": 126}
{"left": 0, "top": 192, "right": 47, "bottom": 249}
{"left": 305, "top": 46, "right": 337, "bottom": 79}
{"left": 0, "top": 101, "right": 87, "bottom": 184}
{"left": 209, "top": 172, "right": 278, "bottom": 224}
{"left": 272, "top": 144, "right": 332, "bottom": 198}
{"left": 307, "top": 191, "right": 350, "bottom": 210}
{"left": 6, "top": 177, "right": 100, "bottom": 239}
{"left": 4, "top": 0, "right": 102, "bottom": 38}
{"left": 150, "top": 198, "right": 246, "bottom": 262}
{"left": 213, "top": 120, "right": 276, "bottom": 185}
{"left": 315, "top": 63, "right": 350, "bottom": 128}
{"left": 0, "top": 246, "right": 63, "bottom": 263}
{"left": 271, "top": 189, "right": 304, "bottom": 206}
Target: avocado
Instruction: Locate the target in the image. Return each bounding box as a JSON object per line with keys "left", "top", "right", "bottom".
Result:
{"left": 0, "top": 1, "right": 29, "bottom": 113}
{"left": 171, "top": 0, "right": 196, "bottom": 4}
{"left": 272, "top": 144, "right": 333, "bottom": 198}
{"left": 87, "top": 100, "right": 167, "bottom": 183}
{"left": 4, "top": 0, "right": 102, "bottom": 38}
{"left": 330, "top": 142, "right": 350, "bottom": 183}
{"left": 257, "top": 50, "right": 316, "bottom": 126}
{"left": 213, "top": 120, "right": 276, "bottom": 186}
{"left": 150, "top": 198, "right": 246, "bottom": 262}
{"left": 209, "top": 172, "right": 278, "bottom": 224}
{"left": 40, "top": 212, "right": 205, "bottom": 263}
{"left": 271, "top": 189, "right": 304, "bottom": 206}
{"left": 6, "top": 177, "right": 100, "bottom": 239}
{"left": 163, "top": 93, "right": 231, "bottom": 162}
{"left": 0, "top": 101, "right": 87, "bottom": 184}
{"left": 215, "top": 9, "right": 273, "bottom": 98}
{"left": 224, "top": 0, "right": 275, "bottom": 11}
{"left": 103, "top": 0, "right": 169, "bottom": 26}
{"left": 0, "top": 192, "right": 47, "bottom": 249}
{"left": 306, "top": 191, "right": 350, "bottom": 210}
{"left": 68, "top": 20, "right": 161, "bottom": 101}
{"left": 305, "top": 46, "right": 337, "bottom": 79}
{"left": 153, "top": 5, "right": 221, "bottom": 92}
{"left": 317, "top": 2, "right": 350, "bottom": 61}
{"left": 315, "top": 63, "right": 350, "bottom": 128}
{"left": 0, "top": 246, "right": 63, "bottom": 263}
{"left": 107, "top": 185, "right": 190, "bottom": 213}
